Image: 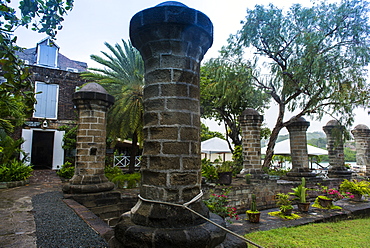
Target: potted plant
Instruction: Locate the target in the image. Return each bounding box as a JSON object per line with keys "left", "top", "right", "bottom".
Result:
{"left": 276, "top": 193, "right": 294, "bottom": 215}
{"left": 290, "top": 177, "right": 310, "bottom": 212}
{"left": 339, "top": 179, "right": 370, "bottom": 201}
{"left": 203, "top": 188, "right": 239, "bottom": 223}
{"left": 216, "top": 161, "right": 234, "bottom": 185}
{"left": 316, "top": 184, "right": 352, "bottom": 208}
{"left": 246, "top": 194, "right": 260, "bottom": 223}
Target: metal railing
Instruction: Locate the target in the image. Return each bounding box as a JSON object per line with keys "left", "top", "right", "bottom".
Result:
{"left": 114, "top": 155, "right": 141, "bottom": 168}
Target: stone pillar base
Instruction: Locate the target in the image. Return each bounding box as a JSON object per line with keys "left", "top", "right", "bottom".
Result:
{"left": 240, "top": 168, "right": 268, "bottom": 180}
{"left": 285, "top": 168, "right": 317, "bottom": 181}
{"left": 328, "top": 166, "right": 353, "bottom": 179}
{"left": 62, "top": 181, "right": 115, "bottom": 194}
{"left": 110, "top": 212, "right": 226, "bottom": 248}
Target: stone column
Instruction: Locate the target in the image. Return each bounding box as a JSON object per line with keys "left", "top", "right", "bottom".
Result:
{"left": 111, "top": 2, "right": 226, "bottom": 247}
{"left": 351, "top": 124, "right": 370, "bottom": 176}
{"left": 286, "top": 117, "right": 316, "bottom": 179}
{"left": 63, "top": 83, "right": 115, "bottom": 193}
{"left": 239, "top": 108, "right": 264, "bottom": 176}
{"left": 323, "top": 120, "right": 352, "bottom": 178}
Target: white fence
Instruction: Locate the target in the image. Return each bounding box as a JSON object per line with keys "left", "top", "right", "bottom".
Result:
{"left": 114, "top": 155, "right": 141, "bottom": 168}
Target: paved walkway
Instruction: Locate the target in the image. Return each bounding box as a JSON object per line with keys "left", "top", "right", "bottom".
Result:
{"left": 0, "top": 170, "right": 62, "bottom": 248}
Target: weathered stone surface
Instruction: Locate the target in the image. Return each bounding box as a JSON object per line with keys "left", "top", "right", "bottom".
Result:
{"left": 239, "top": 108, "right": 263, "bottom": 173}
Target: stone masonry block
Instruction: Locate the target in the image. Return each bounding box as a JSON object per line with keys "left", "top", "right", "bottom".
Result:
{"left": 145, "top": 69, "right": 172, "bottom": 84}
{"left": 144, "top": 112, "right": 159, "bottom": 126}
{"left": 162, "top": 142, "right": 189, "bottom": 155}
{"left": 170, "top": 172, "right": 198, "bottom": 186}
{"left": 149, "top": 156, "right": 181, "bottom": 170}
{"left": 172, "top": 69, "right": 197, "bottom": 84}
{"left": 142, "top": 170, "right": 167, "bottom": 186}
{"left": 144, "top": 98, "right": 165, "bottom": 112}
{"left": 180, "top": 127, "right": 199, "bottom": 141}
{"left": 150, "top": 127, "right": 179, "bottom": 140}
{"left": 182, "top": 157, "right": 200, "bottom": 170}
{"left": 143, "top": 141, "right": 161, "bottom": 155}
{"left": 161, "top": 83, "right": 188, "bottom": 97}
{"left": 166, "top": 98, "right": 198, "bottom": 112}
{"left": 144, "top": 85, "right": 160, "bottom": 99}
{"left": 160, "top": 54, "right": 191, "bottom": 69}
{"left": 160, "top": 111, "right": 191, "bottom": 126}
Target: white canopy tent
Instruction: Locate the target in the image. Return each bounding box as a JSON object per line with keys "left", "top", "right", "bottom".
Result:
{"left": 201, "top": 137, "right": 233, "bottom": 161}
{"left": 261, "top": 139, "right": 328, "bottom": 156}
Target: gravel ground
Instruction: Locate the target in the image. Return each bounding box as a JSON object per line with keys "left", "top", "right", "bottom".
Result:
{"left": 32, "top": 191, "right": 109, "bottom": 248}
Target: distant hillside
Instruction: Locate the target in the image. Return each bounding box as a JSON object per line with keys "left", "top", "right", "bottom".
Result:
{"left": 262, "top": 131, "right": 326, "bottom": 148}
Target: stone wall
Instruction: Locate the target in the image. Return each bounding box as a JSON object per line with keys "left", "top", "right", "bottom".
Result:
{"left": 29, "top": 65, "right": 87, "bottom": 121}
{"left": 202, "top": 178, "right": 344, "bottom": 213}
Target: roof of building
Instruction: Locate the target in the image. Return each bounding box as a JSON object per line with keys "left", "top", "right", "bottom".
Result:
{"left": 15, "top": 38, "right": 88, "bottom": 73}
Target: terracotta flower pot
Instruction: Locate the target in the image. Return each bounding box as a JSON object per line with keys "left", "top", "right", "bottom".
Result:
{"left": 352, "top": 193, "right": 363, "bottom": 202}
{"left": 297, "top": 202, "right": 310, "bottom": 212}
{"left": 217, "top": 172, "right": 232, "bottom": 185}
{"left": 318, "top": 196, "right": 333, "bottom": 208}
{"left": 247, "top": 212, "right": 261, "bottom": 223}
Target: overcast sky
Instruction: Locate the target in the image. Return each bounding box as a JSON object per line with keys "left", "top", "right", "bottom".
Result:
{"left": 12, "top": 0, "right": 369, "bottom": 135}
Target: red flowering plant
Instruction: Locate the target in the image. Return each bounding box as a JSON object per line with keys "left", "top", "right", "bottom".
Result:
{"left": 203, "top": 188, "right": 239, "bottom": 223}
{"left": 319, "top": 184, "right": 354, "bottom": 201}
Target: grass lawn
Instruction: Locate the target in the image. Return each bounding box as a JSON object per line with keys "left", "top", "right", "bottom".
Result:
{"left": 244, "top": 217, "right": 370, "bottom": 248}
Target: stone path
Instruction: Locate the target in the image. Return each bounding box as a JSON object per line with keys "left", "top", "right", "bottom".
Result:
{"left": 0, "top": 170, "right": 62, "bottom": 248}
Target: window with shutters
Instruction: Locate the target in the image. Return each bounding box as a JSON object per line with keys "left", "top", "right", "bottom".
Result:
{"left": 36, "top": 38, "right": 58, "bottom": 68}
{"left": 34, "top": 82, "right": 59, "bottom": 119}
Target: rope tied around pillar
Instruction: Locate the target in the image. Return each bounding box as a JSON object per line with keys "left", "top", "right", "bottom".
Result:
{"left": 138, "top": 192, "right": 264, "bottom": 248}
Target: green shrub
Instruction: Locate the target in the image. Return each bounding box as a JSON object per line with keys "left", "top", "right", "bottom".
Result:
{"left": 104, "top": 165, "right": 124, "bottom": 181}
{"left": 56, "top": 161, "right": 75, "bottom": 179}
{"left": 201, "top": 158, "right": 218, "bottom": 182}
{"left": 0, "top": 159, "right": 33, "bottom": 182}
{"left": 111, "top": 172, "right": 141, "bottom": 189}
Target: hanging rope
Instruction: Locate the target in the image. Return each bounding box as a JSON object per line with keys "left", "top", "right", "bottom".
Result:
{"left": 138, "top": 192, "right": 264, "bottom": 248}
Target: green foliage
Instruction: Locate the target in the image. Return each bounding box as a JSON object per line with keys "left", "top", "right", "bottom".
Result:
{"left": 110, "top": 173, "right": 141, "bottom": 189}
{"left": 340, "top": 179, "right": 370, "bottom": 196}
{"left": 1, "top": 1, "right": 74, "bottom": 134}
{"left": 250, "top": 194, "right": 258, "bottom": 212}
{"left": 275, "top": 193, "right": 293, "bottom": 214}
{"left": 203, "top": 188, "right": 239, "bottom": 221}
{"left": 344, "top": 147, "right": 356, "bottom": 162}
{"left": 267, "top": 210, "right": 301, "bottom": 220}
{"left": 200, "top": 56, "right": 269, "bottom": 147}
{"left": 290, "top": 177, "right": 308, "bottom": 203}
{"left": 201, "top": 158, "right": 218, "bottom": 182}
{"left": 216, "top": 161, "right": 234, "bottom": 173}
{"left": 232, "top": 145, "right": 243, "bottom": 169}
{"left": 201, "top": 123, "right": 224, "bottom": 142}
{"left": 0, "top": 159, "right": 33, "bottom": 182}
{"left": 58, "top": 125, "right": 77, "bottom": 151}
{"left": 232, "top": 0, "right": 370, "bottom": 168}
{"left": 0, "top": 130, "right": 26, "bottom": 166}
{"left": 56, "top": 161, "right": 74, "bottom": 179}
{"left": 81, "top": 39, "right": 144, "bottom": 173}
{"left": 104, "top": 165, "right": 124, "bottom": 181}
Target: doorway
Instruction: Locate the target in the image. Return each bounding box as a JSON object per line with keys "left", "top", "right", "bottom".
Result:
{"left": 31, "top": 131, "right": 54, "bottom": 169}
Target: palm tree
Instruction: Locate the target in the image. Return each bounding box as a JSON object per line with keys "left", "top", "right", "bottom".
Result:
{"left": 81, "top": 39, "right": 144, "bottom": 173}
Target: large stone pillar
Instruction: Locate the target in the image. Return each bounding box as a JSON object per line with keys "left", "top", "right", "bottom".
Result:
{"left": 351, "top": 124, "right": 370, "bottom": 176}
{"left": 111, "top": 2, "right": 226, "bottom": 247}
{"left": 286, "top": 117, "right": 316, "bottom": 179}
{"left": 63, "top": 82, "right": 115, "bottom": 193}
{"left": 239, "top": 108, "right": 264, "bottom": 176}
{"left": 323, "top": 120, "right": 352, "bottom": 178}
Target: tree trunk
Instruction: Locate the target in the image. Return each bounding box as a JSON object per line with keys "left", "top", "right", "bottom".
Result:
{"left": 262, "top": 124, "right": 284, "bottom": 170}
{"left": 262, "top": 101, "right": 285, "bottom": 170}
{"left": 128, "top": 131, "right": 138, "bottom": 173}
